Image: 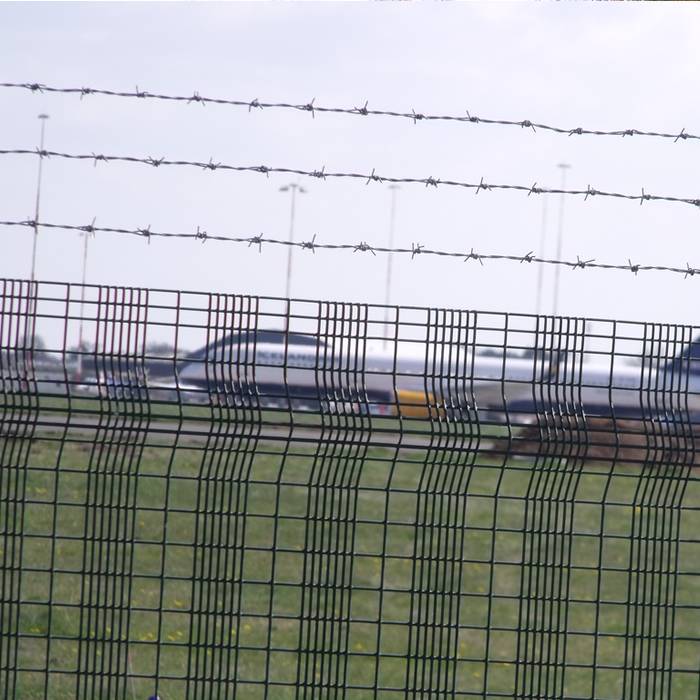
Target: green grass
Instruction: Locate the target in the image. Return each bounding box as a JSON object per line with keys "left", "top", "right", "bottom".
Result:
{"left": 1, "top": 427, "right": 699, "bottom": 699}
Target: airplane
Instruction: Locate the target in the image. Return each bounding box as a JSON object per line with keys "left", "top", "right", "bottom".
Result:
{"left": 171, "top": 328, "right": 547, "bottom": 418}
{"left": 5, "top": 328, "right": 694, "bottom": 426}
{"left": 506, "top": 338, "right": 700, "bottom": 423}
{"left": 170, "top": 328, "right": 700, "bottom": 424}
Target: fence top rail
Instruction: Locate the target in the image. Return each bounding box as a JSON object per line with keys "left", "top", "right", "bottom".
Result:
{"left": 2, "top": 276, "right": 700, "bottom": 332}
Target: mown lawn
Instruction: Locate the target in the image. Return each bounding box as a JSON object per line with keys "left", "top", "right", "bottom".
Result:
{"left": 1, "top": 423, "right": 699, "bottom": 699}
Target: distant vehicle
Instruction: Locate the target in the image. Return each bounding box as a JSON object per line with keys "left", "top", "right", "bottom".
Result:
{"left": 0, "top": 350, "right": 67, "bottom": 396}
{"left": 96, "top": 367, "right": 147, "bottom": 401}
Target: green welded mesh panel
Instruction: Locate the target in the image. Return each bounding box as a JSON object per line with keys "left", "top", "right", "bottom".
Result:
{"left": 1, "top": 279, "right": 699, "bottom": 699}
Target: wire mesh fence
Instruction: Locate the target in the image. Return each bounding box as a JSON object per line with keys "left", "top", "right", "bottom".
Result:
{"left": 1, "top": 278, "right": 699, "bottom": 699}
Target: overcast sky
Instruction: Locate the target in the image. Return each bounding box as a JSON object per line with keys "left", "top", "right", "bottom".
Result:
{"left": 2, "top": 2, "right": 700, "bottom": 335}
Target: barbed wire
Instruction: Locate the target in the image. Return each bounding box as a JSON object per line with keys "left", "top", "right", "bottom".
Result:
{"left": 2, "top": 148, "right": 699, "bottom": 210}
{"left": 2, "top": 218, "right": 698, "bottom": 279}
{"left": 2, "top": 81, "right": 697, "bottom": 144}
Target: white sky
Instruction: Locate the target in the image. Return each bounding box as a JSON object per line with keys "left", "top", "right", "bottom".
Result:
{"left": 2, "top": 2, "right": 700, "bottom": 332}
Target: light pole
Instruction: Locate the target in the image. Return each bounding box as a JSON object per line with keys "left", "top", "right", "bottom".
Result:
{"left": 552, "top": 163, "right": 571, "bottom": 317}
{"left": 30, "top": 113, "right": 49, "bottom": 284}
{"left": 76, "top": 226, "right": 91, "bottom": 379}
{"left": 535, "top": 196, "right": 547, "bottom": 317}
{"left": 384, "top": 185, "right": 399, "bottom": 346}
{"left": 279, "top": 183, "right": 306, "bottom": 330}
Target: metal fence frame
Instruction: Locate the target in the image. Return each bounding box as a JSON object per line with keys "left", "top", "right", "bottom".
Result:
{"left": 1, "top": 278, "right": 699, "bottom": 699}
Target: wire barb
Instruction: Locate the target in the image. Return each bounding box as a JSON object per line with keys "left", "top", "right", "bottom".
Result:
{"left": 574, "top": 256, "right": 595, "bottom": 269}
{"left": 354, "top": 101, "right": 369, "bottom": 116}
{"left": 301, "top": 234, "right": 317, "bottom": 252}
{"left": 366, "top": 168, "right": 383, "bottom": 185}
{"left": 475, "top": 177, "right": 491, "bottom": 195}
{"left": 80, "top": 217, "right": 97, "bottom": 236}
{"left": 465, "top": 248, "right": 483, "bottom": 265}
{"left": 302, "top": 98, "right": 315, "bottom": 118}
{"left": 354, "top": 241, "right": 375, "bottom": 255}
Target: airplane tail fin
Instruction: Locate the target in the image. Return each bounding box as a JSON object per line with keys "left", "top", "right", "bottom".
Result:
{"left": 665, "top": 335, "right": 700, "bottom": 375}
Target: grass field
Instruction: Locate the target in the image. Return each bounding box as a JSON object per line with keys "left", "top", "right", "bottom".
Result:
{"left": 2, "top": 421, "right": 699, "bottom": 699}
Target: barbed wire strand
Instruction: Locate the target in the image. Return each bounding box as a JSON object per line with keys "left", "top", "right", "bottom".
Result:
{"left": 2, "top": 148, "right": 699, "bottom": 210}
{"left": 2, "top": 218, "right": 698, "bottom": 279}
{"left": 2, "top": 81, "right": 697, "bottom": 144}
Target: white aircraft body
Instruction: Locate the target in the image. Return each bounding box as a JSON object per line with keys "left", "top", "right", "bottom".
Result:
{"left": 173, "top": 329, "right": 700, "bottom": 421}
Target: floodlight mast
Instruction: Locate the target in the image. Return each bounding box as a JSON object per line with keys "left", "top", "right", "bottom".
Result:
{"left": 384, "top": 185, "right": 399, "bottom": 347}
{"left": 279, "top": 183, "right": 307, "bottom": 332}
{"left": 29, "top": 113, "right": 49, "bottom": 285}
{"left": 26, "top": 113, "right": 49, "bottom": 348}
{"left": 552, "top": 162, "right": 571, "bottom": 317}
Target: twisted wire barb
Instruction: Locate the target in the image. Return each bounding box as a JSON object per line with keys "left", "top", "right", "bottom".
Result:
{"left": 2, "top": 218, "right": 698, "bottom": 279}
{"left": 2, "top": 148, "right": 699, "bottom": 209}
{"left": 2, "top": 81, "right": 697, "bottom": 143}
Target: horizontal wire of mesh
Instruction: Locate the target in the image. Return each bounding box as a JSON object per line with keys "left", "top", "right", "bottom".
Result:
{"left": 1, "top": 278, "right": 699, "bottom": 699}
